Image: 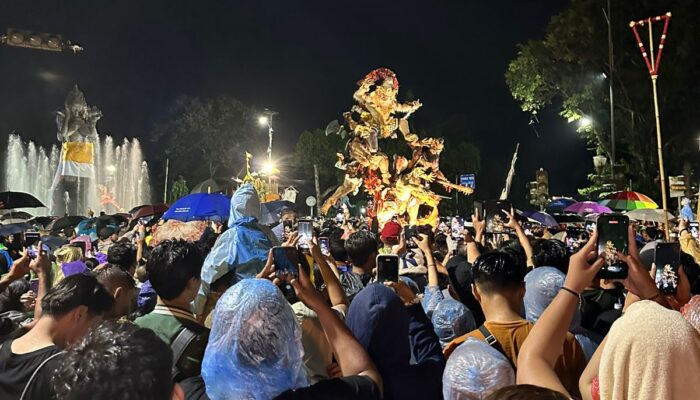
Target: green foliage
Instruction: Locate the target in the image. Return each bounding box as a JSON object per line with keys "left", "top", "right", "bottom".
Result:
{"left": 505, "top": 0, "right": 700, "bottom": 198}
{"left": 156, "top": 96, "right": 264, "bottom": 183}
{"left": 169, "top": 176, "right": 189, "bottom": 202}
{"left": 293, "top": 129, "right": 345, "bottom": 191}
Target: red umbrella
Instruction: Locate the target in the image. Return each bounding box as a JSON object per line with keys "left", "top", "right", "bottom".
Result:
{"left": 131, "top": 203, "right": 170, "bottom": 220}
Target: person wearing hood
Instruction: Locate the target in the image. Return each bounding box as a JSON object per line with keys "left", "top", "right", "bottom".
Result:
{"left": 194, "top": 183, "right": 279, "bottom": 316}
{"left": 346, "top": 282, "right": 445, "bottom": 400}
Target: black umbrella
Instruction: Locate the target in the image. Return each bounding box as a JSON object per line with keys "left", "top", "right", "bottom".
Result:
{"left": 0, "top": 191, "right": 45, "bottom": 209}
{"left": 47, "top": 216, "right": 87, "bottom": 231}
{"left": 1, "top": 211, "right": 33, "bottom": 221}
{"left": 28, "top": 216, "right": 56, "bottom": 229}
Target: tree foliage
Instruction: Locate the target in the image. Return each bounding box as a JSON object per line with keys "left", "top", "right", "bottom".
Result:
{"left": 293, "top": 128, "right": 345, "bottom": 192}
{"left": 506, "top": 0, "right": 700, "bottom": 198}
{"left": 155, "top": 96, "right": 264, "bottom": 184}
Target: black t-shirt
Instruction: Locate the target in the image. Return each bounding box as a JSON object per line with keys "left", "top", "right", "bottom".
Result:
{"left": 0, "top": 340, "right": 61, "bottom": 400}
{"left": 181, "top": 375, "right": 380, "bottom": 400}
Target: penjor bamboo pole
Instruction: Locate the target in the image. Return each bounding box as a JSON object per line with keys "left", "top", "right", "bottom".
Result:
{"left": 648, "top": 20, "right": 670, "bottom": 240}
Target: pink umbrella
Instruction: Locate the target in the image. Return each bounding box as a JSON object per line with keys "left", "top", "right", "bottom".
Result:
{"left": 564, "top": 201, "right": 613, "bottom": 216}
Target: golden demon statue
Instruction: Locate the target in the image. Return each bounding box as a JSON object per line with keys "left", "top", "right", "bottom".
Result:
{"left": 321, "top": 68, "right": 473, "bottom": 227}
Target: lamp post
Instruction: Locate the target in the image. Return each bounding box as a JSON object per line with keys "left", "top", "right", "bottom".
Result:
{"left": 258, "top": 109, "right": 278, "bottom": 166}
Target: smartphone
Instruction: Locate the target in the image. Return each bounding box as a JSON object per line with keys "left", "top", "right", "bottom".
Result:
{"left": 474, "top": 201, "right": 484, "bottom": 220}
{"left": 451, "top": 217, "right": 464, "bottom": 239}
{"left": 596, "top": 214, "right": 629, "bottom": 279}
{"left": 319, "top": 237, "right": 331, "bottom": 257}
{"left": 272, "top": 246, "right": 300, "bottom": 278}
{"left": 654, "top": 242, "right": 681, "bottom": 294}
{"left": 376, "top": 254, "right": 399, "bottom": 283}
{"left": 404, "top": 225, "right": 418, "bottom": 249}
{"left": 566, "top": 227, "right": 587, "bottom": 253}
{"left": 485, "top": 200, "right": 512, "bottom": 234}
{"left": 584, "top": 220, "right": 596, "bottom": 234}
{"left": 24, "top": 231, "right": 40, "bottom": 247}
{"left": 282, "top": 219, "right": 293, "bottom": 240}
{"left": 690, "top": 222, "right": 700, "bottom": 242}
{"left": 297, "top": 219, "right": 313, "bottom": 250}
{"left": 29, "top": 278, "right": 39, "bottom": 293}
{"left": 522, "top": 222, "right": 532, "bottom": 236}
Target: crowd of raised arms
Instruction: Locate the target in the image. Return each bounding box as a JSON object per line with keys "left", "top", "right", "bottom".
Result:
{"left": 1, "top": 183, "right": 700, "bottom": 400}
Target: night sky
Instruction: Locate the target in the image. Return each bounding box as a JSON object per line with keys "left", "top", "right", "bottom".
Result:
{"left": 0, "top": 0, "right": 591, "bottom": 206}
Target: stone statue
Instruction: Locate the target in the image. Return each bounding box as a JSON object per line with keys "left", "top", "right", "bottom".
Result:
{"left": 55, "top": 85, "right": 102, "bottom": 143}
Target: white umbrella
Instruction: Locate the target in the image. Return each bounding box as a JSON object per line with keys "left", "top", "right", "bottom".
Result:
{"left": 625, "top": 209, "right": 675, "bottom": 223}
{"left": 1, "top": 218, "right": 29, "bottom": 225}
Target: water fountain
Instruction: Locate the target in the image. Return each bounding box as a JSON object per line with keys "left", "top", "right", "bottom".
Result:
{"left": 3, "top": 85, "right": 150, "bottom": 215}
{"left": 2, "top": 133, "right": 150, "bottom": 215}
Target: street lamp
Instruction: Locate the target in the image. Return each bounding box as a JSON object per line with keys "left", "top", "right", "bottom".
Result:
{"left": 258, "top": 109, "right": 278, "bottom": 165}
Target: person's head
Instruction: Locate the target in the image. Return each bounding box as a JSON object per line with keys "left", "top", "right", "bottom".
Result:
{"left": 107, "top": 242, "right": 138, "bottom": 275}
{"left": 328, "top": 229, "right": 348, "bottom": 263}
{"left": 280, "top": 208, "right": 296, "bottom": 223}
{"left": 643, "top": 226, "right": 659, "bottom": 242}
{"left": 471, "top": 252, "right": 527, "bottom": 306}
{"left": 202, "top": 279, "right": 307, "bottom": 399}
{"left": 442, "top": 337, "right": 515, "bottom": 399}
{"left": 52, "top": 321, "right": 182, "bottom": 400}
{"left": 84, "top": 257, "right": 100, "bottom": 270}
{"left": 55, "top": 245, "right": 82, "bottom": 265}
{"left": 41, "top": 273, "right": 114, "bottom": 347}
{"left": 380, "top": 221, "right": 401, "bottom": 246}
{"left": 600, "top": 300, "right": 700, "bottom": 399}
{"left": 523, "top": 266, "right": 582, "bottom": 330}
{"left": 98, "top": 227, "right": 114, "bottom": 241}
{"left": 62, "top": 227, "right": 76, "bottom": 239}
{"left": 345, "top": 230, "right": 378, "bottom": 270}
{"left": 485, "top": 385, "right": 570, "bottom": 400}
{"left": 145, "top": 240, "right": 204, "bottom": 303}
{"left": 432, "top": 298, "right": 476, "bottom": 347}
{"left": 531, "top": 239, "right": 570, "bottom": 274}
{"left": 0, "top": 279, "right": 30, "bottom": 313}
{"left": 94, "top": 264, "right": 137, "bottom": 319}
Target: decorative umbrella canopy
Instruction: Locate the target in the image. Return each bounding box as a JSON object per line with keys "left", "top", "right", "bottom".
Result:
{"left": 545, "top": 198, "right": 577, "bottom": 213}
{"left": 625, "top": 208, "right": 675, "bottom": 223}
{"left": 599, "top": 191, "right": 658, "bottom": 211}
{"left": 162, "top": 193, "right": 230, "bottom": 222}
{"left": 522, "top": 211, "right": 558, "bottom": 227}
{"left": 0, "top": 191, "right": 45, "bottom": 209}
{"left": 564, "top": 201, "right": 613, "bottom": 216}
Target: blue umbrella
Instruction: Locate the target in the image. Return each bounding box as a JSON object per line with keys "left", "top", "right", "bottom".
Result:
{"left": 162, "top": 193, "right": 230, "bottom": 222}
{"left": 0, "top": 223, "right": 31, "bottom": 236}
{"left": 522, "top": 211, "right": 558, "bottom": 227}
{"left": 545, "top": 198, "right": 577, "bottom": 214}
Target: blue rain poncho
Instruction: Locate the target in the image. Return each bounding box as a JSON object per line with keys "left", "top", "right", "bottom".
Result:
{"left": 442, "top": 337, "right": 515, "bottom": 400}
{"left": 194, "top": 183, "right": 278, "bottom": 315}
{"left": 524, "top": 266, "right": 600, "bottom": 360}
{"left": 202, "top": 279, "right": 308, "bottom": 400}
{"left": 432, "top": 298, "right": 476, "bottom": 348}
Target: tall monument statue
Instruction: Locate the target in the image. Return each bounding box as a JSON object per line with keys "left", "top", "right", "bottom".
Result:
{"left": 51, "top": 85, "right": 101, "bottom": 215}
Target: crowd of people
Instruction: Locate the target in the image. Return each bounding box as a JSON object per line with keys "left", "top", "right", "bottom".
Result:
{"left": 1, "top": 182, "right": 700, "bottom": 399}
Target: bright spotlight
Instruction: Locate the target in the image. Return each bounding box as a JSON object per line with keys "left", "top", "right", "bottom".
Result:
{"left": 262, "top": 161, "right": 275, "bottom": 175}
{"left": 360, "top": 207, "right": 367, "bottom": 215}
{"left": 258, "top": 116, "right": 269, "bottom": 126}
{"left": 579, "top": 117, "right": 592, "bottom": 128}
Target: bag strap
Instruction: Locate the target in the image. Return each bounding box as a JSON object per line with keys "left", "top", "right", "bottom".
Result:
{"left": 478, "top": 325, "right": 516, "bottom": 370}
{"left": 170, "top": 327, "right": 197, "bottom": 380}
{"left": 20, "top": 350, "right": 66, "bottom": 400}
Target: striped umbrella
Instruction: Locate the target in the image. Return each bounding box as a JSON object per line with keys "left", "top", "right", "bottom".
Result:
{"left": 599, "top": 191, "right": 658, "bottom": 211}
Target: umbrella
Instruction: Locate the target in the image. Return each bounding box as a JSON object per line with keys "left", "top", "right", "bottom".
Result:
{"left": 28, "top": 216, "right": 55, "bottom": 228}
{"left": 545, "top": 198, "right": 577, "bottom": 213}
{"left": 564, "top": 201, "right": 613, "bottom": 216}
{"left": 41, "top": 236, "right": 69, "bottom": 251}
{"left": 1, "top": 211, "right": 32, "bottom": 221}
{"left": 0, "top": 191, "right": 45, "bottom": 209}
{"left": 2, "top": 218, "right": 29, "bottom": 225}
{"left": 0, "top": 223, "right": 31, "bottom": 236}
{"left": 552, "top": 213, "right": 584, "bottom": 224}
{"left": 260, "top": 200, "right": 296, "bottom": 225}
{"left": 150, "top": 220, "right": 209, "bottom": 246}
{"left": 162, "top": 193, "right": 230, "bottom": 222}
{"left": 599, "top": 191, "right": 658, "bottom": 211}
{"left": 521, "top": 211, "right": 558, "bottom": 227}
{"left": 48, "top": 216, "right": 87, "bottom": 231}
{"left": 131, "top": 203, "right": 170, "bottom": 220}
{"left": 625, "top": 209, "right": 675, "bottom": 223}
{"left": 96, "top": 215, "right": 125, "bottom": 233}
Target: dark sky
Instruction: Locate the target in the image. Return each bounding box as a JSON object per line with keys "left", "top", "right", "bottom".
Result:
{"left": 0, "top": 0, "right": 591, "bottom": 206}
